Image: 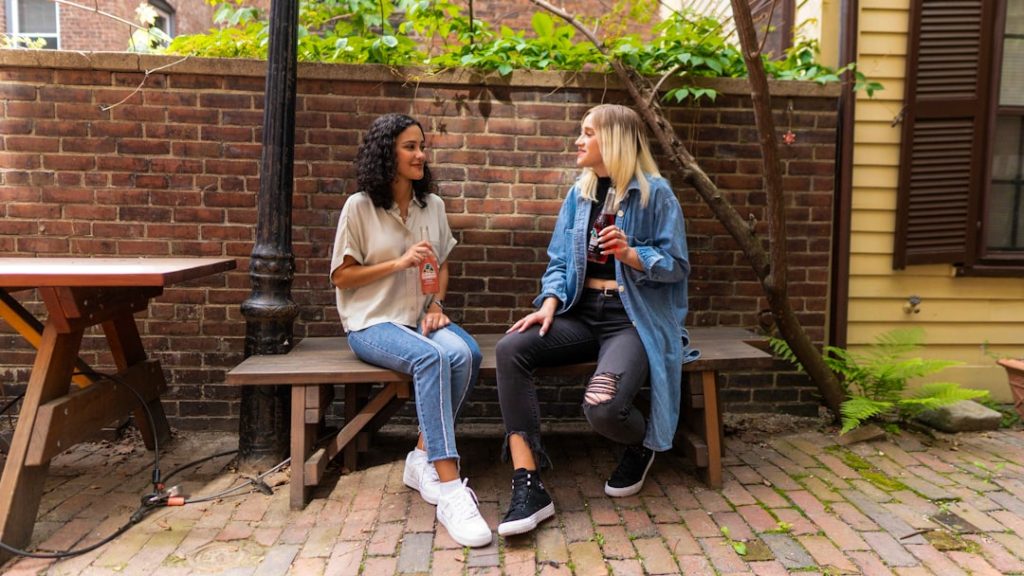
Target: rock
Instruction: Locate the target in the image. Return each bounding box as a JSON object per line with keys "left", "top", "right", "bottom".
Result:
{"left": 916, "top": 400, "right": 1002, "bottom": 433}
{"left": 837, "top": 423, "right": 887, "bottom": 445}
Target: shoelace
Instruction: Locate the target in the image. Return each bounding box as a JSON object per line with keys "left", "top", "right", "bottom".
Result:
{"left": 506, "top": 475, "right": 532, "bottom": 515}
{"left": 445, "top": 479, "right": 482, "bottom": 519}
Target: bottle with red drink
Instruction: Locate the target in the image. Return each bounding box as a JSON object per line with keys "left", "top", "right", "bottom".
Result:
{"left": 586, "top": 188, "right": 617, "bottom": 264}
{"left": 418, "top": 226, "right": 440, "bottom": 294}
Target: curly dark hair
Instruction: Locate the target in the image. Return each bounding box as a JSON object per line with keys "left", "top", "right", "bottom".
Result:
{"left": 355, "top": 113, "right": 433, "bottom": 209}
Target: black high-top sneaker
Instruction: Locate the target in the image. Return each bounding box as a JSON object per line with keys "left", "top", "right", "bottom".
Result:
{"left": 604, "top": 444, "right": 655, "bottom": 497}
{"left": 497, "top": 468, "right": 555, "bottom": 537}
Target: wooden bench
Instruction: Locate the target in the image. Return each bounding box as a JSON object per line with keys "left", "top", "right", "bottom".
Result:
{"left": 226, "top": 326, "right": 773, "bottom": 509}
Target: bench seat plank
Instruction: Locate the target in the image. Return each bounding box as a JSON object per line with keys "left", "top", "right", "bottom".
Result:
{"left": 226, "top": 326, "right": 773, "bottom": 508}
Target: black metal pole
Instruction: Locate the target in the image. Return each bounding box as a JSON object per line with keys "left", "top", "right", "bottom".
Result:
{"left": 238, "top": 0, "right": 299, "bottom": 468}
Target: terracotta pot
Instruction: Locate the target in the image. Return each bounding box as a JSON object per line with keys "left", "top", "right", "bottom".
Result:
{"left": 997, "top": 358, "right": 1024, "bottom": 419}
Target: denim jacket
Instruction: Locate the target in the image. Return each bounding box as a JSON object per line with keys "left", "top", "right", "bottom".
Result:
{"left": 535, "top": 174, "right": 696, "bottom": 451}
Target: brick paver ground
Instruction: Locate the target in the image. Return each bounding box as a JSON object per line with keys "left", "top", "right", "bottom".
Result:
{"left": 3, "top": 425, "right": 1024, "bottom": 575}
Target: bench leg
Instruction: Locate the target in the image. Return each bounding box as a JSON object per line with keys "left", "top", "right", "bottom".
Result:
{"left": 699, "top": 370, "right": 723, "bottom": 489}
{"left": 290, "top": 385, "right": 315, "bottom": 510}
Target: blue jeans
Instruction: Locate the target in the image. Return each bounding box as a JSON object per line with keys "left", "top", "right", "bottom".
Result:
{"left": 347, "top": 322, "right": 481, "bottom": 463}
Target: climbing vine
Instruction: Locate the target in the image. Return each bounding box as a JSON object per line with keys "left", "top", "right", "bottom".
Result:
{"left": 164, "top": 0, "right": 880, "bottom": 101}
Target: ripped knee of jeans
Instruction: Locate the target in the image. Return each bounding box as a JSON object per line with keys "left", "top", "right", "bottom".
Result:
{"left": 501, "top": 431, "right": 552, "bottom": 470}
{"left": 584, "top": 372, "right": 620, "bottom": 406}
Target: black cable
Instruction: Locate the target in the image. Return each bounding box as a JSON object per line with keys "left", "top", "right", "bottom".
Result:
{"left": 163, "top": 449, "right": 238, "bottom": 484}
{"left": 0, "top": 368, "right": 289, "bottom": 560}
{"left": 0, "top": 368, "right": 162, "bottom": 560}
{"left": 0, "top": 393, "right": 24, "bottom": 417}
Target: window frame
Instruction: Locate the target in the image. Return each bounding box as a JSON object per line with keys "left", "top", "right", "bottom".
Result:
{"left": 895, "top": 0, "right": 1024, "bottom": 276}
{"left": 148, "top": 0, "right": 175, "bottom": 37}
{"left": 977, "top": 0, "right": 1024, "bottom": 271}
{"left": 6, "top": 0, "right": 60, "bottom": 49}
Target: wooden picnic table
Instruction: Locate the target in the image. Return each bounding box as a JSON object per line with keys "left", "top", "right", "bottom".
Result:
{"left": 0, "top": 257, "right": 235, "bottom": 561}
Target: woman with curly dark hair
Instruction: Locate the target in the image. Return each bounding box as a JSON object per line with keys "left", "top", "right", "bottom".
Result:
{"left": 330, "top": 113, "right": 489, "bottom": 547}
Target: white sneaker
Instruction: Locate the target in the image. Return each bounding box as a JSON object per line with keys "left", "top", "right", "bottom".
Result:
{"left": 436, "top": 479, "right": 492, "bottom": 548}
{"left": 403, "top": 449, "right": 441, "bottom": 505}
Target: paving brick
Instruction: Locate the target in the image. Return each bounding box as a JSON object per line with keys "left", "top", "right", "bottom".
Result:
{"left": 830, "top": 501, "right": 879, "bottom": 531}
{"left": 657, "top": 522, "right": 702, "bottom": 557}
{"left": 502, "top": 545, "right": 536, "bottom": 576}
{"left": 841, "top": 490, "right": 923, "bottom": 544}
{"left": 761, "top": 533, "right": 814, "bottom": 569}
{"left": 712, "top": 511, "right": 755, "bottom": 541}
{"left": 861, "top": 530, "right": 918, "bottom": 567}
{"left": 608, "top": 558, "right": 644, "bottom": 576}
{"left": 561, "top": 510, "right": 594, "bottom": 543}
{"left": 740, "top": 484, "right": 786, "bottom": 509}
{"left": 633, "top": 537, "right": 678, "bottom": 575}
{"left": 621, "top": 508, "right": 657, "bottom": 538}
{"left": 676, "top": 554, "right": 714, "bottom": 574}
{"left": 12, "top": 429, "right": 1024, "bottom": 576}
{"left": 588, "top": 497, "right": 621, "bottom": 525}
{"left": 699, "top": 536, "right": 748, "bottom": 574}
{"left": 362, "top": 556, "right": 398, "bottom": 575}
{"left": 797, "top": 534, "right": 858, "bottom": 573}
{"left": 366, "top": 521, "right": 404, "bottom": 556}
{"left": 749, "top": 560, "right": 791, "bottom": 575}
{"left": 252, "top": 543, "right": 298, "bottom": 576}
{"left": 991, "top": 532, "right": 1024, "bottom": 562}
{"left": 535, "top": 525, "right": 569, "bottom": 565}
{"left": 814, "top": 453, "right": 861, "bottom": 480}
{"left": 681, "top": 509, "right": 720, "bottom": 538}
{"left": 567, "top": 540, "right": 606, "bottom": 575}
{"left": 771, "top": 508, "right": 816, "bottom": 535}
{"left": 736, "top": 505, "right": 779, "bottom": 533}
{"left": 947, "top": 550, "right": 1004, "bottom": 576}
{"left": 905, "top": 543, "right": 968, "bottom": 576}
{"left": 325, "top": 537, "right": 366, "bottom": 573}
{"left": 805, "top": 513, "right": 869, "bottom": 551}
{"left": 431, "top": 548, "right": 465, "bottom": 576}
{"left": 947, "top": 501, "right": 1007, "bottom": 532}
{"left": 727, "top": 465, "right": 765, "bottom": 485}
{"left": 642, "top": 495, "right": 681, "bottom": 524}
{"left": 847, "top": 550, "right": 898, "bottom": 576}
{"left": 597, "top": 525, "right": 636, "bottom": 559}
{"left": 963, "top": 534, "right": 1024, "bottom": 574}
{"left": 467, "top": 538, "right": 500, "bottom": 568}
{"left": 661, "top": 483, "right": 700, "bottom": 510}
{"left": 396, "top": 532, "right": 432, "bottom": 573}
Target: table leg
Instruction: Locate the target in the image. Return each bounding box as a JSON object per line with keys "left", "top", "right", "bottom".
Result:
{"left": 0, "top": 324, "right": 83, "bottom": 561}
{"left": 700, "top": 370, "right": 723, "bottom": 489}
{"left": 102, "top": 312, "right": 171, "bottom": 450}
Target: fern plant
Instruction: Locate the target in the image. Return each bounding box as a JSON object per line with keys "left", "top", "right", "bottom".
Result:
{"left": 771, "top": 328, "right": 987, "bottom": 434}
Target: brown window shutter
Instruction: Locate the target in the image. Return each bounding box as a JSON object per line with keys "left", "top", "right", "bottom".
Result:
{"left": 894, "top": 0, "right": 996, "bottom": 268}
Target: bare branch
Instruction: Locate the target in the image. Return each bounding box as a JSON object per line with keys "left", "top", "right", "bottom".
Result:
{"left": 100, "top": 55, "right": 190, "bottom": 112}
{"left": 49, "top": 0, "right": 145, "bottom": 31}
{"left": 648, "top": 63, "right": 683, "bottom": 107}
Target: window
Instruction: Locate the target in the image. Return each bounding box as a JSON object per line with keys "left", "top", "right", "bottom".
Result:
{"left": 148, "top": 0, "right": 175, "bottom": 37}
{"left": 987, "top": 3, "right": 1024, "bottom": 253}
{"left": 7, "top": 0, "right": 59, "bottom": 49}
{"left": 895, "top": 0, "right": 1024, "bottom": 274}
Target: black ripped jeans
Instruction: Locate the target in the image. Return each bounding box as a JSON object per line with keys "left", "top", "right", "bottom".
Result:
{"left": 495, "top": 289, "right": 650, "bottom": 468}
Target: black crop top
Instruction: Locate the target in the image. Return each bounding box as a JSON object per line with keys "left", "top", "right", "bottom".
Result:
{"left": 585, "top": 177, "right": 617, "bottom": 280}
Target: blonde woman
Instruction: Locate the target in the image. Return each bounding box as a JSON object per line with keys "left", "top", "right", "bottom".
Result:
{"left": 494, "top": 104, "right": 694, "bottom": 537}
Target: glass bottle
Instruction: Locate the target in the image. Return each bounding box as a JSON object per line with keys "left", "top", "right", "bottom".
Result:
{"left": 586, "top": 188, "right": 617, "bottom": 264}
{"left": 418, "top": 226, "right": 440, "bottom": 294}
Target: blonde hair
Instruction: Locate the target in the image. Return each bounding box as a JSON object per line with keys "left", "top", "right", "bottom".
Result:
{"left": 578, "top": 104, "right": 661, "bottom": 209}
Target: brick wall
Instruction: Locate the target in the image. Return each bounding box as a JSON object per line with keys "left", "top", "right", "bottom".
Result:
{"left": 0, "top": 50, "right": 839, "bottom": 430}
{"left": 1, "top": 1, "right": 217, "bottom": 51}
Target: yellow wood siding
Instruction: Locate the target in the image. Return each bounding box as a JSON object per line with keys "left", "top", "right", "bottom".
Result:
{"left": 849, "top": 1, "right": 1022, "bottom": 400}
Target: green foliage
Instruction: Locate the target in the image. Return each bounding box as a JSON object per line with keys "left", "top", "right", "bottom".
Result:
{"left": 0, "top": 34, "right": 48, "bottom": 49}
{"left": 159, "top": 0, "right": 877, "bottom": 104}
{"left": 771, "top": 328, "right": 987, "bottom": 434}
